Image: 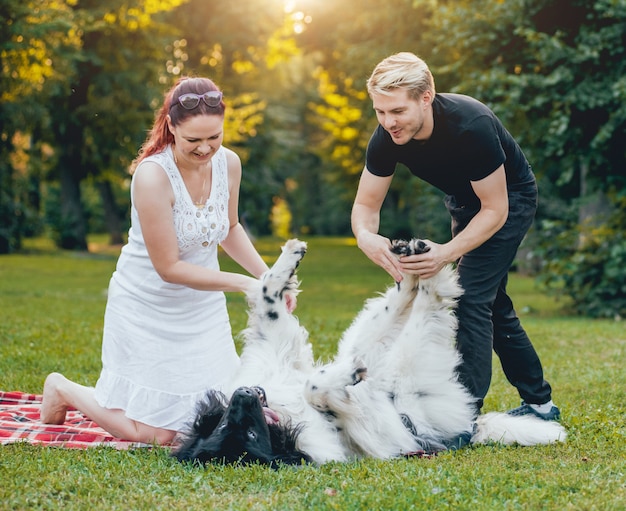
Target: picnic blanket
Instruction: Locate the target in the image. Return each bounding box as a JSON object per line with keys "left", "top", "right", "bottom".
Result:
{"left": 0, "top": 391, "right": 154, "bottom": 449}
{"left": 1, "top": 391, "right": 431, "bottom": 457}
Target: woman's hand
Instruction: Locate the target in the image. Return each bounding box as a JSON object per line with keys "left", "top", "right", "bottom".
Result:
{"left": 285, "top": 292, "right": 297, "bottom": 313}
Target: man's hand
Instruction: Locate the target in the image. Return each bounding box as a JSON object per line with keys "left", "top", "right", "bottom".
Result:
{"left": 397, "top": 239, "right": 450, "bottom": 279}
{"left": 356, "top": 231, "right": 404, "bottom": 282}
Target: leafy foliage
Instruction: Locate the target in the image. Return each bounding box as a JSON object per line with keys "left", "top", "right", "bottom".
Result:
{"left": 2, "top": 0, "right": 625, "bottom": 315}
{"left": 0, "top": 0, "right": 81, "bottom": 252}
{"left": 535, "top": 194, "right": 626, "bottom": 318}
{"left": 423, "top": 0, "right": 626, "bottom": 316}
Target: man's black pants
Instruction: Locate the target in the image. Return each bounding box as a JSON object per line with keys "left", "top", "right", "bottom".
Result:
{"left": 445, "top": 181, "right": 553, "bottom": 414}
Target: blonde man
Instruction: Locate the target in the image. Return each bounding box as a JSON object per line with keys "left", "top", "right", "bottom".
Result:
{"left": 352, "top": 52, "right": 560, "bottom": 427}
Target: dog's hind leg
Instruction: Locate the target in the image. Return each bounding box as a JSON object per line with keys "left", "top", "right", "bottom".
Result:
{"left": 304, "top": 357, "right": 420, "bottom": 459}
{"left": 380, "top": 239, "right": 474, "bottom": 441}
{"left": 335, "top": 239, "right": 437, "bottom": 366}
{"left": 389, "top": 238, "right": 463, "bottom": 307}
{"left": 302, "top": 238, "right": 432, "bottom": 458}
{"left": 334, "top": 258, "right": 421, "bottom": 369}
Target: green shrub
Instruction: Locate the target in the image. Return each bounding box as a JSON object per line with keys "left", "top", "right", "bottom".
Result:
{"left": 535, "top": 197, "right": 626, "bottom": 319}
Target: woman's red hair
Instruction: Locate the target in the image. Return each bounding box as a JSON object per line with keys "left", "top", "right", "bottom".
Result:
{"left": 131, "top": 76, "right": 226, "bottom": 172}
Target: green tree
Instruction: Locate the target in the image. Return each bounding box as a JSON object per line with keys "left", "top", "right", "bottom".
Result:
{"left": 39, "top": 0, "right": 185, "bottom": 250}
{"left": 426, "top": 0, "right": 626, "bottom": 209}
{"left": 0, "top": 0, "right": 79, "bottom": 253}
{"left": 425, "top": 0, "right": 626, "bottom": 315}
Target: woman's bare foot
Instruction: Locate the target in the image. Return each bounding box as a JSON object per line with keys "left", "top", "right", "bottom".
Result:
{"left": 40, "top": 372, "right": 69, "bottom": 424}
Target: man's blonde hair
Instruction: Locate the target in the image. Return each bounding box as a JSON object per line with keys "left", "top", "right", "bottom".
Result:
{"left": 366, "top": 52, "right": 435, "bottom": 100}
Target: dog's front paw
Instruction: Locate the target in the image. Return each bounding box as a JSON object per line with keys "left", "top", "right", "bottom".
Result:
{"left": 261, "top": 239, "right": 307, "bottom": 298}
{"left": 282, "top": 238, "right": 307, "bottom": 259}
{"left": 390, "top": 238, "right": 431, "bottom": 256}
{"left": 254, "top": 239, "right": 307, "bottom": 316}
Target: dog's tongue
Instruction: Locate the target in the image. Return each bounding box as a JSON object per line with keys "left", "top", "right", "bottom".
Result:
{"left": 263, "top": 407, "right": 280, "bottom": 425}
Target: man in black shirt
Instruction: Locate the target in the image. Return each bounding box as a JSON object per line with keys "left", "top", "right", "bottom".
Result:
{"left": 352, "top": 52, "right": 560, "bottom": 422}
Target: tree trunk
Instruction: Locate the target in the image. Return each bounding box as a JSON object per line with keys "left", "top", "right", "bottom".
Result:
{"left": 97, "top": 179, "right": 125, "bottom": 245}
{"left": 58, "top": 160, "right": 88, "bottom": 251}
{"left": 0, "top": 135, "right": 16, "bottom": 254}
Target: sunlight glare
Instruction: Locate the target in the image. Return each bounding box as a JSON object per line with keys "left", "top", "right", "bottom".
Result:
{"left": 283, "top": 0, "right": 312, "bottom": 34}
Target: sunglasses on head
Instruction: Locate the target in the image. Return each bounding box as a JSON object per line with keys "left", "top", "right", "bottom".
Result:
{"left": 170, "top": 91, "right": 223, "bottom": 110}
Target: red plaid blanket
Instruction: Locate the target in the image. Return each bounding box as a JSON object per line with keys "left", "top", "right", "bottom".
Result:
{"left": 0, "top": 391, "right": 153, "bottom": 449}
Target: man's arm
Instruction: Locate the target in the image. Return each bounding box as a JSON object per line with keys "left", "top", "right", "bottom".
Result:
{"left": 398, "top": 165, "right": 509, "bottom": 279}
{"left": 352, "top": 168, "right": 404, "bottom": 282}
{"left": 449, "top": 164, "right": 509, "bottom": 256}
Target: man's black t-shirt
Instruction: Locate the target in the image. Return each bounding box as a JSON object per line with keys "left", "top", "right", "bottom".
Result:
{"left": 365, "top": 93, "right": 534, "bottom": 207}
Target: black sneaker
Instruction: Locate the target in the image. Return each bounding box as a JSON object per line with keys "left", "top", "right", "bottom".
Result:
{"left": 443, "top": 423, "right": 477, "bottom": 451}
{"left": 507, "top": 401, "right": 561, "bottom": 421}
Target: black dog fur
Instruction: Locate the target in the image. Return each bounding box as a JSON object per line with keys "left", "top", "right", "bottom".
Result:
{"left": 173, "top": 387, "right": 311, "bottom": 468}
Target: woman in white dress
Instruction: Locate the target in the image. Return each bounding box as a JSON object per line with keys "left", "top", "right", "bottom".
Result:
{"left": 40, "top": 77, "right": 294, "bottom": 444}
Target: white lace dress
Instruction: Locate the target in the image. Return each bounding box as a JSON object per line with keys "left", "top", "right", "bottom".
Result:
{"left": 94, "top": 145, "right": 240, "bottom": 431}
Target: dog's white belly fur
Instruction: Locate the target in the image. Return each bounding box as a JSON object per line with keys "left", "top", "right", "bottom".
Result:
{"left": 226, "top": 239, "right": 566, "bottom": 464}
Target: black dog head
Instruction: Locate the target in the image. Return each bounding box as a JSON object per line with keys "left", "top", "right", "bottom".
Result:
{"left": 172, "top": 387, "right": 311, "bottom": 468}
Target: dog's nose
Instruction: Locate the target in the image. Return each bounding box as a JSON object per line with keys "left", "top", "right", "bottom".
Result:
{"left": 233, "top": 387, "right": 255, "bottom": 397}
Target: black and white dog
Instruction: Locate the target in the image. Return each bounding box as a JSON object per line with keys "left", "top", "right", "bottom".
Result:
{"left": 173, "top": 239, "right": 566, "bottom": 466}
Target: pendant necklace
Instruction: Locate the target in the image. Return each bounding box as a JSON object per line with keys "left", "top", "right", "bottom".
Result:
{"left": 174, "top": 146, "right": 208, "bottom": 209}
{"left": 194, "top": 170, "right": 208, "bottom": 209}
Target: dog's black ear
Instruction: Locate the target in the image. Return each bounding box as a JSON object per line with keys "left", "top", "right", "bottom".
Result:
{"left": 192, "top": 390, "right": 229, "bottom": 438}
{"left": 266, "top": 422, "right": 312, "bottom": 469}
{"left": 171, "top": 390, "right": 230, "bottom": 463}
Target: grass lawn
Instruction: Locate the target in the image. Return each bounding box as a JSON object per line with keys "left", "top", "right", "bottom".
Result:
{"left": 1, "top": 236, "right": 624, "bottom": 510}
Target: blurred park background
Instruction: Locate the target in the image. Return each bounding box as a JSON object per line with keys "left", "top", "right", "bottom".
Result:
{"left": 1, "top": 0, "right": 625, "bottom": 318}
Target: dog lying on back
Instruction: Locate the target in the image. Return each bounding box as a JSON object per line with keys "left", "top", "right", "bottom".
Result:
{"left": 173, "top": 386, "right": 311, "bottom": 468}
{"left": 173, "top": 239, "right": 348, "bottom": 466}
{"left": 172, "top": 239, "right": 566, "bottom": 466}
